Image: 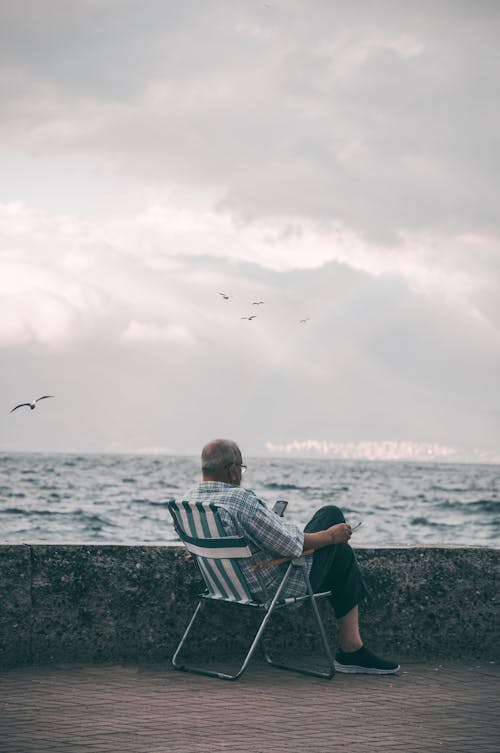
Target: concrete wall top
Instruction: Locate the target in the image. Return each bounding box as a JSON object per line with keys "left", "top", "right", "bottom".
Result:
{"left": 0, "top": 544, "right": 498, "bottom": 668}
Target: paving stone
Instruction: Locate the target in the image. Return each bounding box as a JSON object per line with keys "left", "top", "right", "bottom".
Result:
{"left": 0, "top": 660, "right": 498, "bottom": 753}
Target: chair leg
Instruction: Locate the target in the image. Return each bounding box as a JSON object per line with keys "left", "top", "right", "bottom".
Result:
{"left": 172, "top": 601, "right": 278, "bottom": 681}
{"left": 171, "top": 568, "right": 334, "bottom": 681}
{"left": 261, "top": 576, "right": 335, "bottom": 679}
{"left": 172, "top": 565, "right": 297, "bottom": 681}
{"left": 172, "top": 599, "right": 205, "bottom": 671}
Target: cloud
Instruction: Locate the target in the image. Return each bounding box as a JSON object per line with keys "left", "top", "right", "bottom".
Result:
{"left": 1, "top": 210, "right": 498, "bottom": 456}
{"left": 1, "top": 1, "right": 499, "bottom": 457}
{"left": 265, "top": 439, "right": 454, "bottom": 461}
{"left": 121, "top": 320, "right": 195, "bottom": 346}
{"left": 1, "top": 198, "right": 499, "bottom": 330}
{"left": 1, "top": 1, "right": 499, "bottom": 242}
{"left": 0, "top": 290, "right": 79, "bottom": 347}
{"left": 264, "top": 439, "right": 500, "bottom": 463}
{"left": 1, "top": 198, "right": 499, "bottom": 362}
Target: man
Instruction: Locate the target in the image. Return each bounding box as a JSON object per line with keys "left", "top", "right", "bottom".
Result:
{"left": 184, "top": 438, "right": 399, "bottom": 675}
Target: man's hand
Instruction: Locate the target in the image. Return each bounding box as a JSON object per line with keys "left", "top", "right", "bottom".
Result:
{"left": 303, "top": 523, "right": 352, "bottom": 551}
{"left": 326, "top": 523, "right": 352, "bottom": 544}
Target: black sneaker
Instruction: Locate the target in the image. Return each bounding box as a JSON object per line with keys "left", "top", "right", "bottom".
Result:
{"left": 334, "top": 646, "right": 400, "bottom": 675}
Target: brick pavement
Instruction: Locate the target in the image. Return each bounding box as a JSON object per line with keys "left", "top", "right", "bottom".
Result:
{"left": 0, "top": 660, "right": 498, "bottom": 753}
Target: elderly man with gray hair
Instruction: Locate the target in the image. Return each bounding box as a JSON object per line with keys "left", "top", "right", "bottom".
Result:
{"left": 183, "top": 438, "right": 399, "bottom": 675}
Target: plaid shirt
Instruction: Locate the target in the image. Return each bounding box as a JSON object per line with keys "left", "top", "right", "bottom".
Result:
{"left": 183, "top": 481, "right": 312, "bottom": 601}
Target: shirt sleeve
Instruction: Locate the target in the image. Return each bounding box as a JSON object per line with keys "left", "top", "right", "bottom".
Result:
{"left": 235, "top": 493, "right": 304, "bottom": 558}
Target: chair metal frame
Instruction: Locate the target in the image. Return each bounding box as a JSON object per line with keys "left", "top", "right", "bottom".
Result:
{"left": 168, "top": 500, "right": 335, "bottom": 681}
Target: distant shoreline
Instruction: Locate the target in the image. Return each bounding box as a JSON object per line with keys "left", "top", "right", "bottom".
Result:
{"left": 1, "top": 449, "right": 499, "bottom": 467}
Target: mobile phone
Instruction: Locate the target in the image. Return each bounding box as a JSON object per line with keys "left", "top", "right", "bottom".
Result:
{"left": 350, "top": 521, "right": 362, "bottom": 532}
{"left": 272, "top": 499, "right": 288, "bottom": 517}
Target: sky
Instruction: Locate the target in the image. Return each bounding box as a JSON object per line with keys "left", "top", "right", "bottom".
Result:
{"left": 1, "top": 0, "right": 499, "bottom": 461}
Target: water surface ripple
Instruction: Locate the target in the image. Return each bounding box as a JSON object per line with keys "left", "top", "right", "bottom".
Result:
{"left": 0, "top": 453, "right": 498, "bottom": 546}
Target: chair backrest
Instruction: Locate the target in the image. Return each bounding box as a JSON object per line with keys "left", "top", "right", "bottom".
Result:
{"left": 168, "top": 500, "right": 256, "bottom": 604}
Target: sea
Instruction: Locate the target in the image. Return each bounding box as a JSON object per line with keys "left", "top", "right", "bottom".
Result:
{"left": 0, "top": 452, "right": 498, "bottom": 547}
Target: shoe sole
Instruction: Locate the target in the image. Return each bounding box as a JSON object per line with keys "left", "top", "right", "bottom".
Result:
{"left": 334, "top": 661, "right": 400, "bottom": 675}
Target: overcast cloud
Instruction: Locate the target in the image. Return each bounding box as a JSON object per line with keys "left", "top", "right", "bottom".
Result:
{"left": 1, "top": 0, "right": 499, "bottom": 460}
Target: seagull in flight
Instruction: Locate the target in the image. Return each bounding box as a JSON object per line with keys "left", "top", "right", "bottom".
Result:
{"left": 299, "top": 318, "right": 310, "bottom": 324}
{"left": 252, "top": 301, "right": 265, "bottom": 305}
{"left": 219, "top": 292, "right": 230, "bottom": 300}
{"left": 241, "top": 315, "right": 257, "bottom": 321}
{"left": 10, "top": 396, "right": 54, "bottom": 413}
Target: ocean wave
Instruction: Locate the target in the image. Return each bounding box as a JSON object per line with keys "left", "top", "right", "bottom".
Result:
{"left": 138, "top": 498, "right": 176, "bottom": 507}
{"left": 0, "top": 508, "right": 118, "bottom": 527}
{"left": 1, "top": 507, "right": 29, "bottom": 515}
{"left": 1, "top": 453, "right": 498, "bottom": 545}
{"left": 0, "top": 507, "right": 76, "bottom": 517}
{"left": 466, "top": 499, "right": 500, "bottom": 514}
{"left": 430, "top": 485, "right": 471, "bottom": 493}
{"left": 127, "top": 497, "right": 177, "bottom": 506}
{"left": 81, "top": 513, "right": 118, "bottom": 530}
{"left": 411, "top": 516, "right": 434, "bottom": 526}
{"left": 262, "top": 482, "right": 301, "bottom": 491}
{"left": 435, "top": 498, "right": 499, "bottom": 514}
{"left": 410, "top": 517, "right": 459, "bottom": 528}
{"left": 261, "top": 481, "right": 334, "bottom": 492}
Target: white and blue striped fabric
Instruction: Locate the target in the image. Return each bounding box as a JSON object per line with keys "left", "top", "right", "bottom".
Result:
{"left": 169, "top": 500, "right": 257, "bottom": 604}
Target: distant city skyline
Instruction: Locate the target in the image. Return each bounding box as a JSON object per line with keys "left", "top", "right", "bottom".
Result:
{"left": 1, "top": 1, "right": 499, "bottom": 462}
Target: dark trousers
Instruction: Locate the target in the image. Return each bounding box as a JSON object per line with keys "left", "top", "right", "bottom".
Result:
{"left": 304, "top": 505, "right": 368, "bottom": 619}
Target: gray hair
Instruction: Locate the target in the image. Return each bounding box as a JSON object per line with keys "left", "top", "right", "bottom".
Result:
{"left": 201, "top": 439, "right": 241, "bottom": 472}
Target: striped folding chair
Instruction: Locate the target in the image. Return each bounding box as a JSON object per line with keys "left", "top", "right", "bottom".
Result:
{"left": 168, "top": 500, "right": 335, "bottom": 681}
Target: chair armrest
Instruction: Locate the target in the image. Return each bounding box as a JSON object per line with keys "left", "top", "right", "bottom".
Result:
{"left": 252, "top": 549, "right": 314, "bottom": 570}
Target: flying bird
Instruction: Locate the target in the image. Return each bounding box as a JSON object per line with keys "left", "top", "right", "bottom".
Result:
{"left": 10, "top": 396, "right": 54, "bottom": 413}
{"left": 219, "top": 292, "right": 230, "bottom": 300}
{"left": 241, "top": 315, "right": 257, "bottom": 321}
{"left": 252, "top": 301, "right": 264, "bottom": 305}
{"left": 299, "top": 318, "right": 310, "bottom": 324}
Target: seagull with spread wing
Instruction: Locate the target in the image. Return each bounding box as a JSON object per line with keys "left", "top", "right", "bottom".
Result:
{"left": 10, "top": 396, "right": 54, "bottom": 413}
{"left": 241, "top": 315, "right": 257, "bottom": 321}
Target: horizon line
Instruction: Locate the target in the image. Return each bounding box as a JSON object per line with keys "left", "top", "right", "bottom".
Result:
{"left": 1, "top": 448, "right": 499, "bottom": 466}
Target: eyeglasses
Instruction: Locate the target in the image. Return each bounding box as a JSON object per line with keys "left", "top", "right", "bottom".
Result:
{"left": 225, "top": 462, "right": 247, "bottom": 474}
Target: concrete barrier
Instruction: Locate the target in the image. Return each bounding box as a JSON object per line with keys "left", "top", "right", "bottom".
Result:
{"left": 0, "top": 544, "right": 498, "bottom": 668}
